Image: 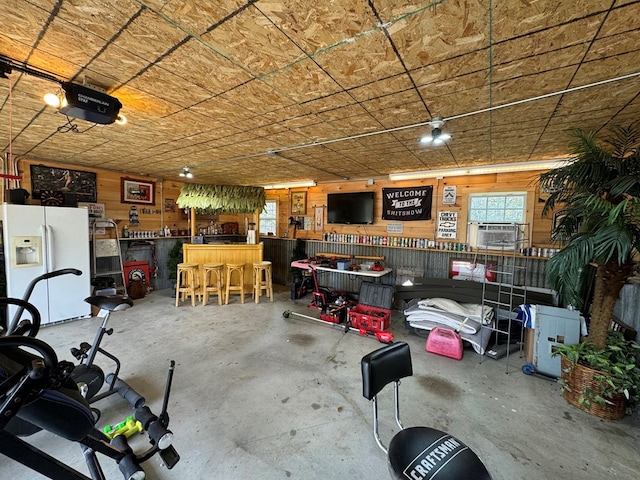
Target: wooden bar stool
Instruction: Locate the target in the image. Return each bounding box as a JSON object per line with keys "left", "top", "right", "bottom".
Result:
{"left": 224, "top": 263, "right": 245, "bottom": 304}
{"left": 202, "top": 263, "right": 225, "bottom": 306}
{"left": 252, "top": 261, "right": 273, "bottom": 303}
{"left": 175, "top": 263, "right": 201, "bottom": 307}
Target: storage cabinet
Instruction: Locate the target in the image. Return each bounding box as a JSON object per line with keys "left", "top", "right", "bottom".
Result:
{"left": 527, "top": 305, "right": 581, "bottom": 377}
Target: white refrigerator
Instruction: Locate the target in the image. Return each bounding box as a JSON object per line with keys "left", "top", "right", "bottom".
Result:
{"left": 0, "top": 204, "right": 91, "bottom": 325}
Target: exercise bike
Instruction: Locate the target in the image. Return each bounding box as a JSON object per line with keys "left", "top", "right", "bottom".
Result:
{"left": 3, "top": 268, "right": 146, "bottom": 414}
{"left": 72, "top": 294, "right": 145, "bottom": 410}
{"left": 0, "top": 297, "right": 180, "bottom": 479}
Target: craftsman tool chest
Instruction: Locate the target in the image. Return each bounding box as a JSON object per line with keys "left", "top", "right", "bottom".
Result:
{"left": 348, "top": 282, "right": 394, "bottom": 332}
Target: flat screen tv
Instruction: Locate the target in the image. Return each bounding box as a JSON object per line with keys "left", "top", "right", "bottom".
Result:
{"left": 327, "top": 192, "right": 374, "bottom": 225}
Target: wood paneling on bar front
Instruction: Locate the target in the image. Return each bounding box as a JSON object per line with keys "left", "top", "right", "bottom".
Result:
{"left": 182, "top": 243, "right": 264, "bottom": 288}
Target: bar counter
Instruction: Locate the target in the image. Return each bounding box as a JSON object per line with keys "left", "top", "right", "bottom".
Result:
{"left": 182, "top": 242, "right": 264, "bottom": 288}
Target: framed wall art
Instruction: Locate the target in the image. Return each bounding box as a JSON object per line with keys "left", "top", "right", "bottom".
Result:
{"left": 165, "top": 198, "right": 177, "bottom": 212}
{"left": 315, "top": 206, "right": 324, "bottom": 231}
{"left": 30, "top": 164, "right": 97, "bottom": 203}
{"left": 291, "top": 191, "right": 307, "bottom": 215}
{"left": 121, "top": 177, "right": 155, "bottom": 205}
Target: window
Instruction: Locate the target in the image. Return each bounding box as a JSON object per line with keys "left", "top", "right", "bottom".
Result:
{"left": 259, "top": 200, "right": 277, "bottom": 236}
{"left": 468, "top": 193, "right": 526, "bottom": 223}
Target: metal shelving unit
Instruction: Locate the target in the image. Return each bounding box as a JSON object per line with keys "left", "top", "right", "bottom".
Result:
{"left": 478, "top": 223, "right": 530, "bottom": 372}
{"left": 91, "top": 219, "right": 126, "bottom": 293}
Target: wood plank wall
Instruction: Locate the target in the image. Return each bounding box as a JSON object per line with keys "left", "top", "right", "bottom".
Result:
{"left": 266, "top": 170, "right": 557, "bottom": 249}
{"left": 16, "top": 157, "right": 556, "bottom": 249}
{"left": 16, "top": 158, "right": 248, "bottom": 236}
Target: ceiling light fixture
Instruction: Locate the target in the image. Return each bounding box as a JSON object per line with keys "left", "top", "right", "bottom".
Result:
{"left": 43, "top": 91, "right": 61, "bottom": 108}
{"left": 179, "top": 166, "right": 194, "bottom": 179}
{"left": 419, "top": 117, "right": 451, "bottom": 146}
{"left": 262, "top": 180, "right": 316, "bottom": 189}
{"left": 388, "top": 159, "right": 572, "bottom": 181}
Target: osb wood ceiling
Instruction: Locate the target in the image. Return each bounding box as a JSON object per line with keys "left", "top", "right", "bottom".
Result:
{"left": 0, "top": 0, "right": 639, "bottom": 186}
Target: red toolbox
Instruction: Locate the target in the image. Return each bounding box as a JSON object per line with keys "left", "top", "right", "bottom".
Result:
{"left": 348, "top": 282, "right": 394, "bottom": 332}
{"left": 123, "top": 260, "right": 149, "bottom": 288}
{"left": 321, "top": 300, "right": 357, "bottom": 324}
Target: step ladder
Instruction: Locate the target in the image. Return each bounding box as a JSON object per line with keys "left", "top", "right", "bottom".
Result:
{"left": 91, "top": 219, "right": 126, "bottom": 294}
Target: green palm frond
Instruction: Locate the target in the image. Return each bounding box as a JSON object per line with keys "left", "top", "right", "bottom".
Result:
{"left": 545, "top": 236, "right": 594, "bottom": 307}
{"left": 605, "top": 123, "right": 640, "bottom": 158}
{"left": 540, "top": 123, "right": 640, "bottom": 310}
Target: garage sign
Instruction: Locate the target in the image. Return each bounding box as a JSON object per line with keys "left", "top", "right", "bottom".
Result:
{"left": 382, "top": 186, "right": 433, "bottom": 221}
{"left": 437, "top": 211, "right": 458, "bottom": 238}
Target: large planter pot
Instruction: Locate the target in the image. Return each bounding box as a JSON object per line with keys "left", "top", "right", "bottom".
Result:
{"left": 560, "top": 357, "right": 627, "bottom": 420}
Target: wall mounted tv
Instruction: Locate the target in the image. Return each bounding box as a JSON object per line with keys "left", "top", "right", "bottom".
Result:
{"left": 327, "top": 192, "right": 374, "bottom": 225}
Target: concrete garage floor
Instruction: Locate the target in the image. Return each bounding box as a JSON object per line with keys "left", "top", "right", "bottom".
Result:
{"left": 2, "top": 285, "right": 640, "bottom": 480}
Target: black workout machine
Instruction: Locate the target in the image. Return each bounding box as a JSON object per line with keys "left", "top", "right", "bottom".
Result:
{"left": 3, "top": 269, "right": 146, "bottom": 416}
{"left": 0, "top": 297, "right": 179, "bottom": 479}
{"left": 0, "top": 270, "right": 180, "bottom": 479}
{"left": 361, "top": 342, "right": 493, "bottom": 479}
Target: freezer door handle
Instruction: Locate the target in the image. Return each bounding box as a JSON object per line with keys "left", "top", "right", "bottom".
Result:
{"left": 40, "top": 224, "right": 48, "bottom": 274}
{"left": 46, "top": 224, "right": 54, "bottom": 272}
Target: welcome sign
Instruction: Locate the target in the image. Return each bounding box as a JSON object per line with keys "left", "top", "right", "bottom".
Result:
{"left": 382, "top": 186, "right": 433, "bottom": 221}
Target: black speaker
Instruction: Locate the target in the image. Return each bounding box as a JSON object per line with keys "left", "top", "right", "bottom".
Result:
{"left": 63, "top": 193, "right": 78, "bottom": 207}
{"left": 9, "top": 188, "right": 30, "bottom": 204}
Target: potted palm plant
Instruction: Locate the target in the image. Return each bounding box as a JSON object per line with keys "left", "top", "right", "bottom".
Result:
{"left": 166, "top": 240, "right": 184, "bottom": 286}
{"left": 539, "top": 123, "right": 640, "bottom": 419}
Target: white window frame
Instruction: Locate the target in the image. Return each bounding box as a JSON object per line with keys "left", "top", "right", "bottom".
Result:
{"left": 467, "top": 192, "right": 527, "bottom": 224}
{"left": 259, "top": 200, "right": 277, "bottom": 236}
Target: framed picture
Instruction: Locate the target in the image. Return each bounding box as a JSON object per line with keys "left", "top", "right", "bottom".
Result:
{"left": 165, "top": 198, "right": 176, "bottom": 212}
{"left": 315, "top": 206, "right": 324, "bottom": 231}
{"left": 30, "top": 164, "right": 97, "bottom": 203}
{"left": 449, "top": 258, "right": 495, "bottom": 282}
{"left": 121, "top": 177, "right": 155, "bottom": 205}
{"left": 291, "top": 191, "right": 307, "bottom": 215}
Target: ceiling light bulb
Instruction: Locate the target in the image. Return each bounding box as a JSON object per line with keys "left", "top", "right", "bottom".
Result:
{"left": 186, "top": 171, "right": 193, "bottom": 179}
{"left": 44, "top": 92, "right": 60, "bottom": 108}
{"left": 115, "top": 113, "right": 127, "bottom": 125}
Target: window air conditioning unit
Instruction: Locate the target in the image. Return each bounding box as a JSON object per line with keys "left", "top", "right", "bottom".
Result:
{"left": 467, "top": 223, "right": 525, "bottom": 251}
